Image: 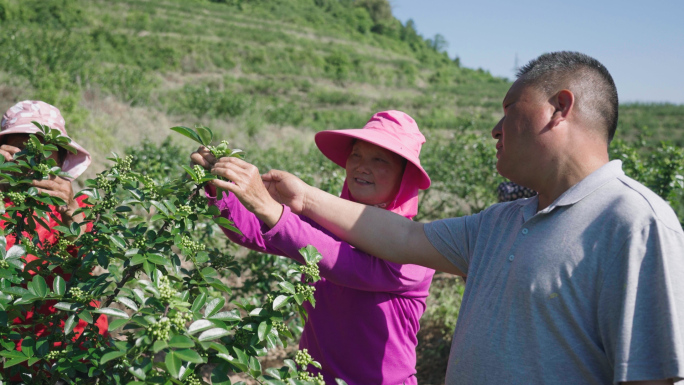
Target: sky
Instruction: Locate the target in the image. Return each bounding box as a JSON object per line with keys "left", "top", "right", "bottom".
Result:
{"left": 391, "top": 0, "right": 684, "bottom": 104}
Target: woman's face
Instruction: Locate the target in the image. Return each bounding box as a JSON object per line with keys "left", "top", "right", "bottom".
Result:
{"left": 3, "top": 133, "right": 63, "bottom": 165}
{"left": 345, "top": 140, "right": 406, "bottom": 206}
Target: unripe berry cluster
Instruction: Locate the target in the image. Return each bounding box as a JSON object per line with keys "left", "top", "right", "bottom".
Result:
{"left": 7, "top": 192, "right": 25, "bottom": 204}
{"left": 183, "top": 373, "right": 202, "bottom": 385}
{"left": 180, "top": 236, "right": 205, "bottom": 253}
{"left": 69, "top": 287, "right": 91, "bottom": 303}
{"left": 209, "top": 140, "right": 234, "bottom": 158}
{"left": 177, "top": 205, "right": 192, "bottom": 215}
{"left": 45, "top": 349, "right": 65, "bottom": 361}
{"left": 149, "top": 318, "right": 171, "bottom": 341}
{"left": 133, "top": 238, "right": 146, "bottom": 250}
{"left": 25, "top": 139, "right": 37, "bottom": 155}
{"left": 295, "top": 349, "right": 313, "bottom": 368}
{"left": 273, "top": 322, "right": 288, "bottom": 333}
{"left": 234, "top": 328, "right": 250, "bottom": 346}
{"left": 298, "top": 371, "right": 324, "bottom": 385}
{"left": 0, "top": 260, "right": 9, "bottom": 269}
{"left": 141, "top": 175, "right": 155, "bottom": 187}
{"left": 96, "top": 174, "right": 115, "bottom": 193}
{"left": 211, "top": 254, "right": 233, "bottom": 270}
{"left": 158, "top": 276, "right": 176, "bottom": 303}
{"left": 78, "top": 233, "right": 94, "bottom": 248}
{"left": 115, "top": 156, "right": 133, "bottom": 174}
{"left": 295, "top": 283, "right": 314, "bottom": 298}
{"left": 171, "top": 312, "right": 193, "bottom": 329}
{"left": 193, "top": 164, "right": 206, "bottom": 179}
{"left": 93, "top": 197, "right": 117, "bottom": 213}
{"left": 301, "top": 263, "right": 320, "bottom": 282}
{"left": 21, "top": 238, "right": 37, "bottom": 255}
{"left": 36, "top": 163, "right": 50, "bottom": 176}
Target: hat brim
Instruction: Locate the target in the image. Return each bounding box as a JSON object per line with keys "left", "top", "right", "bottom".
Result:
{"left": 315, "top": 129, "right": 431, "bottom": 190}
{"left": 0, "top": 124, "right": 91, "bottom": 179}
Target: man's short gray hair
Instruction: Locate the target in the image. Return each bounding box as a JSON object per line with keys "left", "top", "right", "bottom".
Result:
{"left": 518, "top": 51, "right": 619, "bottom": 143}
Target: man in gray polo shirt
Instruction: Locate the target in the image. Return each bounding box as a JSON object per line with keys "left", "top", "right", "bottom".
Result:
{"left": 213, "top": 51, "right": 684, "bottom": 384}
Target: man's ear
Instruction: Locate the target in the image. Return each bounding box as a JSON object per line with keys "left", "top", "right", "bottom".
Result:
{"left": 550, "top": 89, "right": 574, "bottom": 127}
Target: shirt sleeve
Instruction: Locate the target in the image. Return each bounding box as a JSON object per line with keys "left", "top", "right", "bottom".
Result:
{"left": 598, "top": 219, "right": 684, "bottom": 383}
{"left": 206, "top": 189, "right": 286, "bottom": 257}
{"left": 423, "top": 212, "right": 482, "bottom": 276}
{"left": 262, "top": 205, "right": 431, "bottom": 294}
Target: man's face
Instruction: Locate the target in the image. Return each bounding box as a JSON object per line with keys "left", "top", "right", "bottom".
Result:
{"left": 491, "top": 79, "right": 553, "bottom": 184}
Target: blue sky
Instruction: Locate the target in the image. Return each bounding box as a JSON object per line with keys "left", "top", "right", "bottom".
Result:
{"left": 391, "top": 0, "right": 684, "bottom": 104}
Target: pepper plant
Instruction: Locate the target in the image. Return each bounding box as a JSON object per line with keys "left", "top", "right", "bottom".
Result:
{"left": 0, "top": 123, "right": 333, "bottom": 384}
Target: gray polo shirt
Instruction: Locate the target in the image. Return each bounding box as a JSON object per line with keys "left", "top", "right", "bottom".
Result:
{"left": 424, "top": 160, "right": 684, "bottom": 384}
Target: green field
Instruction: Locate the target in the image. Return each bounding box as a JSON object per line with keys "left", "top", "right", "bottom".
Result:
{"left": 0, "top": 0, "right": 682, "bottom": 383}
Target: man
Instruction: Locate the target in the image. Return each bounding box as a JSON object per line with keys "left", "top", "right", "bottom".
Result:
{"left": 209, "top": 52, "right": 684, "bottom": 384}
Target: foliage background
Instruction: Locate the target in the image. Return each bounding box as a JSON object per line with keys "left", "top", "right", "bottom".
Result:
{"left": 0, "top": 0, "right": 682, "bottom": 383}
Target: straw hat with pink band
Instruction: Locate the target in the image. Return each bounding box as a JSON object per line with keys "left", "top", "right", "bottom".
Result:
{"left": 0, "top": 100, "right": 91, "bottom": 179}
{"left": 315, "top": 110, "right": 431, "bottom": 219}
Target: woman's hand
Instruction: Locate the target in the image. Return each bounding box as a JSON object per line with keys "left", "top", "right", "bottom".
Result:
{"left": 190, "top": 146, "right": 218, "bottom": 196}
{"left": 261, "top": 170, "right": 311, "bottom": 215}
{"left": 32, "top": 176, "right": 84, "bottom": 239}
{"left": 210, "top": 157, "right": 284, "bottom": 228}
{"left": 0, "top": 144, "right": 21, "bottom": 162}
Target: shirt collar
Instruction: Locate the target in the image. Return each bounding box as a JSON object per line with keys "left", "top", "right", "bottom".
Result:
{"left": 538, "top": 160, "right": 624, "bottom": 214}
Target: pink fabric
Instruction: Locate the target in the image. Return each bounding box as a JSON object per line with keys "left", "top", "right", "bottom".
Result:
{"left": 1, "top": 100, "right": 91, "bottom": 179}
{"left": 315, "top": 110, "right": 431, "bottom": 190}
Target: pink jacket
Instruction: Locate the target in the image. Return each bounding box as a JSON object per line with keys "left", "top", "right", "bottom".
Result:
{"left": 208, "top": 171, "right": 434, "bottom": 384}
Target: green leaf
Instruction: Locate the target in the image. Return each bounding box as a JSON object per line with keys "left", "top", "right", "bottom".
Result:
{"left": 53, "top": 275, "right": 66, "bottom": 296}
{"left": 258, "top": 321, "right": 272, "bottom": 342}
{"left": 100, "top": 350, "right": 126, "bottom": 364}
{"left": 77, "top": 310, "right": 93, "bottom": 324}
{"left": 187, "top": 320, "right": 214, "bottom": 335}
{"left": 272, "top": 295, "right": 289, "bottom": 310}
{"left": 31, "top": 275, "right": 48, "bottom": 298}
{"left": 204, "top": 297, "right": 225, "bottom": 318}
{"left": 198, "top": 327, "right": 231, "bottom": 342}
{"left": 174, "top": 349, "right": 204, "bottom": 363}
{"left": 165, "top": 351, "right": 182, "bottom": 379}
{"left": 108, "top": 318, "right": 128, "bottom": 332}
{"left": 170, "top": 126, "right": 202, "bottom": 144}
{"left": 294, "top": 293, "right": 306, "bottom": 306}
{"left": 152, "top": 340, "right": 168, "bottom": 353}
{"left": 109, "top": 235, "right": 126, "bottom": 250}
{"left": 116, "top": 297, "right": 139, "bottom": 312}
{"left": 195, "top": 126, "right": 213, "bottom": 146}
{"left": 278, "top": 282, "right": 296, "bottom": 295}
{"left": 211, "top": 365, "right": 232, "bottom": 385}
{"left": 208, "top": 310, "right": 241, "bottom": 322}
{"left": 168, "top": 335, "right": 194, "bottom": 348}
{"left": 213, "top": 217, "right": 243, "bottom": 235}
{"left": 94, "top": 307, "right": 130, "bottom": 319}
{"left": 3, "top": 356, "right": 28, "bottom": 368}
{"left": 64, "top": 314, "right": 77, "bottom": 334}
{"left": 147, "top": 253, "right": 170, "bottom": 267}
{"left": 54, "top": 302, "right": 79, "bottom": 311}
{"left": 191, "top": 293, "right": 207, "bottom": 313}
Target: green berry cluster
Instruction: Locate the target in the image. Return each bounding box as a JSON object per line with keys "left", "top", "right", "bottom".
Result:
{"left": 193, "top": 164, "right": 206, "bottom": 179}
{"left": 171, "top": 312, "right": 193, "bottom": 329}
{"left": 36, "top": 163, "right": 50, "bottom": 177}
{"left": 234, "top": 328, "right": 250, "bottom": 346}
{"left": 69, "top": 287, "right": 91, "bottom": 303}
{"left": 0, "top": 260, "right": 9, "bottom": 269}
{"left": 158, "top": 276, "right": 176, "bottom": 303}
{"left": 78, "top": 233, "right": 94, "bottom": 248}
{"left": 183, "top": 373, "right": 202, "bottom": 385}
{"left": 298, "top": 371, "right": 325, "bottom": 385}
{"left": 141, "top": 175, "right": 155, "bottom": 187}
{"left": 96, "top": 174, "right": 115, "bottom": 193}
{"left": 93, "top": 197, "right": 117, "bottom": 213}
{"left": 301, "top": 263, "right": 320, "bottom": 282}
{"left": 178, "top": 205, "right": 192, "bottom": 215}
{"left": 133, "top": 238, "right": 146, "bottom": 250}
{"left": 114, "top": 155, "right": 133, "bottom": 174}
{"left": 180, "top": 236, "right": 205, "bottom": 253}
{"left": 7, "top": 192, "right": 25, "bottom": 204}
{"left": 295, "top": 349, "right": 313, "bottom": 368}
{"left": 45, "top": 349, "right": 65, "bottom": 361}
{"left": 25, "top": 139, "right": 37, "bottom": 155}
{"left": 273, "top": 322, "right": 288, "bottom": 333}
{"left": 21, "top": 238, "right": 37, "bottom": 255}
{"left": 211, "top": 254, "right": 233, "bottom": 270}
{"left": 295, "top": 283, "right": 315, "bottom": 298}
{"left": 148, "top": 318, "right": 171, "bottom": 341}
{"left": 208, "top": 140, "right": 234, "bottom": 158}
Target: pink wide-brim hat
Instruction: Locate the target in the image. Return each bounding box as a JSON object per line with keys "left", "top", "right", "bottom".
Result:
{"left": 0, "top": 100, "right": 91, "bottom": 179}
{"left": 315, "top": 110, "right": 431, "bottom": 190}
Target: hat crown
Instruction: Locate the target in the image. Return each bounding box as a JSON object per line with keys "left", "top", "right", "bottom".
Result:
{"left": 362, "top": 110, "right": 425, "bottom": 160}
{"left": 1, "top": 100, "right": 67, "bottom": 134}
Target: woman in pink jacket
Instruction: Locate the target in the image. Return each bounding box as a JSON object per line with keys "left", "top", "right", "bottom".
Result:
{"left": 192, "top": 110, "right": 433, "bottom": 384}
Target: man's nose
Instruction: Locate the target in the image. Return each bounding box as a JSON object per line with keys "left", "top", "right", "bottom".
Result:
{"left": 491, "top": 118, "right": 503, "bottom": 139}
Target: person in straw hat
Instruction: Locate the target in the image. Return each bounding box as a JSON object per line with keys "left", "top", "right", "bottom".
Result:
{"left": 192, "top": 110, "right": 433, "bottom": 384}
{"left": 0, "top": 100, "right": 108, "bottom": 376}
